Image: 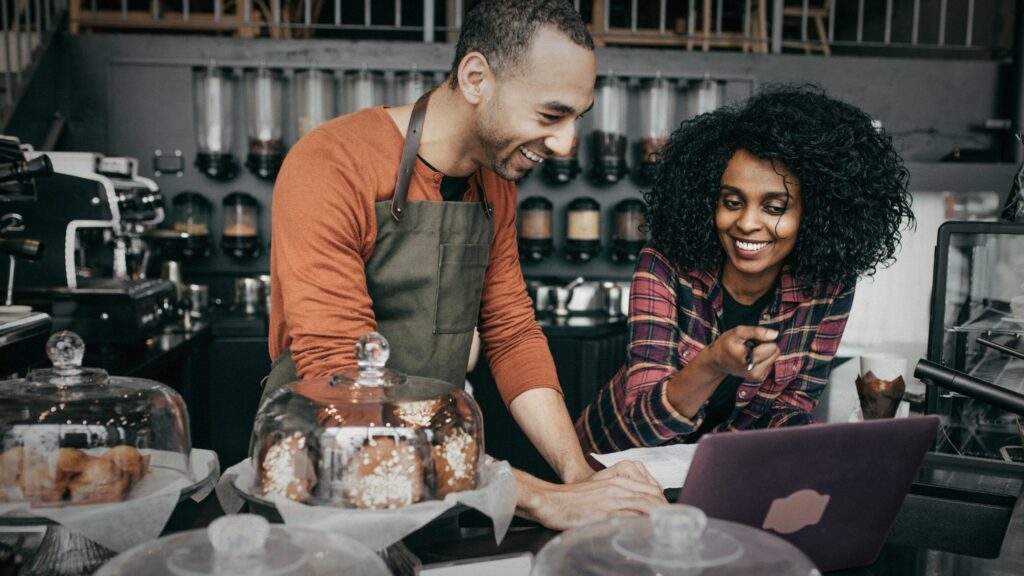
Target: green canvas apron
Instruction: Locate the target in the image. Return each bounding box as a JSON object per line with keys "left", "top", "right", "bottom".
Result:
{"left": 262, "top": 91, "right": 494, "bottom": 404}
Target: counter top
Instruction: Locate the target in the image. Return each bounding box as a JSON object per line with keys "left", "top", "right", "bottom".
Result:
{"left": 536, "top": 313, "right": 626, "bottom": 338}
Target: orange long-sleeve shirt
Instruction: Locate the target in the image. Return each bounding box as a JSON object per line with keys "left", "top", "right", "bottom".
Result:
{"left": 269, "top": 106, "right": 560, "bottom": 405}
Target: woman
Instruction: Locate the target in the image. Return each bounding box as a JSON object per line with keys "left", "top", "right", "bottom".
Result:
{"left": 577, "top": 84, "right": 913, "bottom": 454}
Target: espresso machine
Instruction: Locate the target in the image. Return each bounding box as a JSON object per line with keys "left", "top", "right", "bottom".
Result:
{"left": 0, "top": 136, "right": 52, "bottom": 374}
{"left": 2, "top": 148, "right": 176, "bottom": 346}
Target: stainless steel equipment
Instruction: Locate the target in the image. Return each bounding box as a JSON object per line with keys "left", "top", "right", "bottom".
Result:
{"left": 925, "top": 221, "right": 1024, "bottom": 461}
{"left": 234, "top": 277, "right": 263, "bottom": 315}
{"left": 1, "top": 147, "right": 175, "bottom": 344}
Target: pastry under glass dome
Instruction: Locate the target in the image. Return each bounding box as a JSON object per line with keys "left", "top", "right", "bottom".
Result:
{"left": 532, "top": 505, "right": 821, "bottom": 576}
{"left": 251, "top": 332, "right": 484, "bottom": 510}
{"left": 0, "top": 331, "right": 191, "bottom": 507}
{"left": 97, "top": 514, "right": 390, "bottom": 576}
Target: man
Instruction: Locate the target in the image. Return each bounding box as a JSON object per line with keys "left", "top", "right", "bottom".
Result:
{"left": 268, "top": 0, "right": 663, "bottom": 529}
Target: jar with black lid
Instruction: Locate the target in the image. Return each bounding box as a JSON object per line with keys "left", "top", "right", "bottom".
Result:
{"left": 193, "top": 64, "right": 238, "bottom": 181}
{"left": 541, "top": 136, "right": 580, "bottom": 185}
{"left": 566, "top": 196, "right": 601, "bottom": 262}
{"left": 612, "top": 198, "right": 647, "bottom": 263}
{"left": 518, "top": 196, "right": 554, "bottom": 261}
{"left": 222, "top": 192, "right": 261, "bottom": 258}
{"left": 145, "top": 192, "right": 212, "bottom": 260}
{"left": 636, "top": 75, "right": 675, "bottom": 184}
{"left": 243, "top": 66, "right": 285, "bottom": 180}
{"left": 589, "top": 74, "right": 629, "bottom": 185}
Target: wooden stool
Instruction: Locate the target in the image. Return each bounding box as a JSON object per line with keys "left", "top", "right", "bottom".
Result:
{"left": 781, "top": 0, "right": 831, "bottom": 56}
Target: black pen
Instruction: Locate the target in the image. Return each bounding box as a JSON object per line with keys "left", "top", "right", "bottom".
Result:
{"left": 744, "top": 339, "right": 757, "bottom": 371}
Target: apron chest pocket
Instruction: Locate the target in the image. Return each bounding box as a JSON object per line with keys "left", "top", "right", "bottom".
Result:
{"left": 434, "top": 243, "right": 490, "bottom": 334}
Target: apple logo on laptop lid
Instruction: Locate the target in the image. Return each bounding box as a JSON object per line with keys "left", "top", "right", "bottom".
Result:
{"left": 762, "top": 489, "right": 831, "bottom": 534}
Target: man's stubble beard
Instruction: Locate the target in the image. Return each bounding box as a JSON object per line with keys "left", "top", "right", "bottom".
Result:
{"left": 474, "top": 98, "right": 523, "bottom": 181}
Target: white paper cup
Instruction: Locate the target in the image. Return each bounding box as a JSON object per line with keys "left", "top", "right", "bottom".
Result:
{"left": 860, "top": 353, "right": 907, "bottom": 381}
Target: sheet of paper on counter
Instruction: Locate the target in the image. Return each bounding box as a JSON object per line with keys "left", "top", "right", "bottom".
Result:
{"left": 591, "top": 443, "right": 698, "bottom": 489}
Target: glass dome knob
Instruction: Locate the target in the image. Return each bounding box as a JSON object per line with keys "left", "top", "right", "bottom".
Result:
{"left": 355, "top": 332, "right": 390, "bottom": 369}
{"left": 653, "top": 505, "right": 707, "bottom": 551}
{"left": 208, "top": 515, "right": 270, "bottom": 556}
{"left": 46, "top": 331, "right": 85, "bottom": 372}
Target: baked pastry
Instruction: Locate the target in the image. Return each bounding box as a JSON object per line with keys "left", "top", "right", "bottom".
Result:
{"left": 55, "top": 448, "right": 90, "bottom": 480}
{"left": 102, "top": 445, "right": 146, "bottom": 483}
{"left": 385, "top": 399, "right": 442, "bottom": 429}
{"left": 433, "top": 427, "right": 478, "bottom": 498}
{"left": 261, "top": 431, "right": 316, "bottom": 502}
{"left": 69, "top": 458, "right": 127, "bottom": 504}
{"left": 18, "top": 461, "right": 66, "bottom": 504}
{"left": 0, "top": 446, "right": 24, "bottom": 487}
{"left": 345, "top": 436, "right": 423, "bottom": 509}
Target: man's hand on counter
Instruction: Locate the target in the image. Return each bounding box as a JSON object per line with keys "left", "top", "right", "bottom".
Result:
{"left": 512, "top": 462, "right": 667, "bottom": 531}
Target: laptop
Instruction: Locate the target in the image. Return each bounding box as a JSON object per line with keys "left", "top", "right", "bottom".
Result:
{"left": 676, "top": 416, "right": 940, "bottom": 571}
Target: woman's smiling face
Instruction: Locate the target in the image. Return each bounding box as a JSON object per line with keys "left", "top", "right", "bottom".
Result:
{"left": 715, "top": 148, "right": 802, "bottom": 292}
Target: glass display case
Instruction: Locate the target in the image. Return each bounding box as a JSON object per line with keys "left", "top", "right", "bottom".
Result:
{"left": 97, "top": 515, "right": 389, "bottom": 576}
{"left": 533, "top": 505, "right": 818, "bottom": 576}
{"left": 0, "top": 331, "right": 191, "bottom": 507}
{"left": 250, "top": 332, "right": 484, "bottom": 509}
{"left": 926, "top": 221, "right": 1024, "bottom": 461}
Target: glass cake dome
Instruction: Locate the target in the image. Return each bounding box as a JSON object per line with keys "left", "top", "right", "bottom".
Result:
{"left": 0, "top": 331, "right": 191, "bottom": 507}
{"left": 97, "top": 514, "right": 390, "bottom": 576}
{"left": 250, "top": 332, "right": 484, "bottom": 509}
{"left": 532, "top": 505, "right": 821, "bottom": 576}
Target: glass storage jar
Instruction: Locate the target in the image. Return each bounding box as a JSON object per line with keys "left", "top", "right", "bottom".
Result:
{"left": 542, "top": 136, "right": 580, "bottom": 185}
{"left": 222, "top": 192, "right": 261, "bottom": 259}
{"left": 687, "top": 77, "right": 725, "bottom": 118}
{"left": 566, "top": 196, "right": 601, "bottom": 262}
{"left": 589, "top": 74, "right": 629, "bottom": 185}
{"left": 394, "top": 69, "right": 435, "bottom": 105}
{"left": 0, "top": 331, "right": 191, "bottom": 508}
{"left": 344, "top": 69, "right": 385, "bottom": 113}
{"left": 295, "top": 68, "right": 335, "bottom": 139}
{"left": 169, "top": 191, "right": 212, "bottom": 259}
{"left": 612, "top": 198, "right": 647, "bottom": 263}
{"left": 636, "top": 75, "right": 676, "bottom": 184}
{"left": 518, "top": 196, "right": 554, "bottom": 262}
{"left": 193, "top": 64, "right": 238, "bottom": 181}
{"left": 251, "top": 332, "right": 484, "bottom": 509}
{"left": 243, "top": 66, "right": 285, "bottom": 180}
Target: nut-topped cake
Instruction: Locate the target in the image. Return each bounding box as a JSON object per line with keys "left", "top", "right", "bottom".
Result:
{"left": 252, "top": 332, "right": 484, "bottom": 509}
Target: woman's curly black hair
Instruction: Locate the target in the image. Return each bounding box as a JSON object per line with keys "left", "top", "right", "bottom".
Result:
{"left": 644, "top": 83, "right": 914, "bottom": 289}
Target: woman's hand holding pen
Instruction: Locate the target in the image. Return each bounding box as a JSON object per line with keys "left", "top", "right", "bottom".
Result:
{"left": 711, "top": 326, "right": 779, "bottom": 381}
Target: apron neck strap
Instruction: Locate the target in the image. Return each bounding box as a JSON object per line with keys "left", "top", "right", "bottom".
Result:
{"left": 391, "top": 91, "right": 431, "bottom": 222}
{"left": 391, "top": 91, "right": 494, "bottom": 223}
{"left": 474, "top": 172, "right": 494, "bottom": 220}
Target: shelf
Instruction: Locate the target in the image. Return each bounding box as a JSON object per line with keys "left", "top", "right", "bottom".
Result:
{"left": 948, "top": 305, "right": 1024, "bottom": 337}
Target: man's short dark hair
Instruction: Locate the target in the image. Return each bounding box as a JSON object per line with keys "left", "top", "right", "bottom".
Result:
{"left": 448, "top": 0, "right": 594, "bottom": 89}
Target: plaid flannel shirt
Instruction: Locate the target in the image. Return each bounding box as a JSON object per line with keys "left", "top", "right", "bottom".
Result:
{"left": 577, "top": 244, "right": 855, "bottom": 454}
